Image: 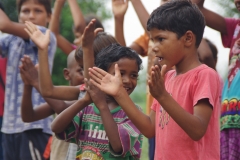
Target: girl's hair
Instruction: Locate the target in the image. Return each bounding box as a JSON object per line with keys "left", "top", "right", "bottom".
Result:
{"left": 16, "top": 0, "right": 52, "bottom": 15}
{"left": 75, "top": 32, "right": 118, "bottom": 61}
{"left": 95, "top": 43, "right": 142, "bottom": 72}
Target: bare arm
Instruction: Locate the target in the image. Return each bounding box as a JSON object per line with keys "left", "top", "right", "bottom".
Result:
{"left": 81, "top": 19, "right": 103, "bottom": 80}
{"left": 130, "top": 0, "right": 149, "bottom": 32}
{"left": 49, "top": 0, "right": 73, "bottom": 55}
{"left": 192, "top": 0, "right": 227, "bottom": 34}
{"left": 0, "top": 9, "right": 29, "bottom": 39}
{"left": 67, "top": 0, "right": 86, "bottom": 35}
{"left": 112, "top": 0, "right": 128, "bottom": 46}
{"left": 24, "top": 21, "right": 80, "bottom": 100}
{"left": 148, "top": 65, "right": 212, "bottom": 141}
{"left": 51, "top": 96, "right": 90, "bottom": 133}
{"left": 20, "top": 56, "right": 75, "bottom": 122}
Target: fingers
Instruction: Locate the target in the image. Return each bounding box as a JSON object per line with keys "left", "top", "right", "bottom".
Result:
{"left": 25, "top": 21, "right": 37, "bottom": 34}
{"left": 94, "top": 28, "right": 104, "bottom": 36}
{"left": 161, "top": 65, "right": 167, "bottom": 78}
{"left": 45, "top": 29, "right": 51, "bottom": 40}
{"left": 114, "top": 64, "right": 121, "bottom": 77}
{"left": 89, "top": 68, "right": 104, "bottom": 84}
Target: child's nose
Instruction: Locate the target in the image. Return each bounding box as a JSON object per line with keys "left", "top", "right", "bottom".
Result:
{"left": 122, "top": 76, "right": 130, "bottom": 84}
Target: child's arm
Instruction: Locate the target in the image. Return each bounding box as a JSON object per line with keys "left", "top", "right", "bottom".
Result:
{"left": 81, "top": 19, "right": 103, "bottom": 80}
{"left": 48, "top": 0, "right": 74, "bottom": 55}
{"left": 0, "top": 9, "right": 30, "bottom": 39}
{"left": 191, "top": 0, "right": 227, "bottom": 34}
{"left": 51, "top": 92, "right": 91, "bottom": 133}
{"left": 24, "top": 21, "right": 80, "bottom": 100}
{"left": 85, "top": 79, "right": 123, "bottom": 153}
{"left": 112, "top": 0, "right": 128, "bottom": 46}
{"left": 89, "top": 65, "right": 156, "bottom": 138}
{"left": 19, "top": 55, "right": 74, "bottom": 122}
{"left": 68, "top": 0, "right": 86, "bottom": 36}
{"left": 130, "top": 0, "right": 149, "bottom": 32}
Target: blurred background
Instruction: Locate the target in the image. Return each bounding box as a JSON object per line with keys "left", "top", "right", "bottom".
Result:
{"left": 0, "top": 0, "right": 238, "bottom": 159}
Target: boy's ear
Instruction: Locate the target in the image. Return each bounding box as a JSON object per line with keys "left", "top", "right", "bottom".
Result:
{"left": 63, "top": 68, "right": 70, "bottom": 81}
{"left": 184, "top": 31, "right": 194, "bottom": 47}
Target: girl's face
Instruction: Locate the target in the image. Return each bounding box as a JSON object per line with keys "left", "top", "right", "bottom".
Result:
{"left": 234, "top": 0, "right": 240, "bottom": 11}
{"left": 107, "top": 58, "right": 139, "bottom": 95}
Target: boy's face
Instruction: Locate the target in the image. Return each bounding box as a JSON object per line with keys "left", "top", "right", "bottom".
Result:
{"left": 107, "top": 58, "right": 139, "bottom": 95}
{"left": 234, "top": 0, "right": 240, "bottom": 11}
{"left": 18, "top": 0, "right": 50, "bottom": 27}
{"left": 149, "top": 28, "right": 185, "bottom": 70}
{"left": 67, "top": 60, "right": 84, "bottom": 86}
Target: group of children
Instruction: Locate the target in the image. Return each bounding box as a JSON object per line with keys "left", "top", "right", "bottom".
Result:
{"left": 0, "top": 0, "right": 239, "bottom": 159}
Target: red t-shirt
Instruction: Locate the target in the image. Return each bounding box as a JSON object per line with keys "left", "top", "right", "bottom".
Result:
{"left": 151, "top": 64, "right": 220, "bottom": 160}
{"left": 0, "top": 57, "right": 7, "bottom": 117}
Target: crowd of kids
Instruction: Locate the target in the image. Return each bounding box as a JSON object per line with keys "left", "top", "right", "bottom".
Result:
{"left": 0, "top": 0, "right": 239, "bottom": 159}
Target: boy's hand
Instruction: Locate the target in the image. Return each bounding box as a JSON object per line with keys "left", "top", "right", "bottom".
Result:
{"left": 19, "top": 55, "right": 39, "bottom": 87}
{"left": 24, "top": 21, "right": 50, "bottom": 51}
{"left": 81, "top": 19, "right": 103, "bottom": 48}
{"left": 148, "top": 64, "right": 168, "bottom": 100}
{"left": 89, "top": 64, "right": 124, "bottom": 97}
{"left": 112, "top": 0, "right": 129, "bottom": 19}
{"left": 85, "top": 78, "right": 107, "bottom": 110}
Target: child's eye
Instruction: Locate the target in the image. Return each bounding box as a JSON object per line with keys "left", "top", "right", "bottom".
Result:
{"left": 22, "top": 10, "right": 29, "bottom": 13}
{"left": 35, "top": 9, "right": 43, "bottom": 13}
{"left": 158, "top": 37, "right": 164, "bottom": 42}
{"left": 131, "top": 74, "right": 139, "bottom": 79}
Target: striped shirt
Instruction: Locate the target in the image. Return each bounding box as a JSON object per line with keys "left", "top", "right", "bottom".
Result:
{"left": 57, "top": 103, "right": 142, "bottom": 160}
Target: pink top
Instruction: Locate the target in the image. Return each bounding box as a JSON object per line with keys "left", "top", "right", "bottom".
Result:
{"left": 151, "top": 64, "right": 220, "bottom": 160}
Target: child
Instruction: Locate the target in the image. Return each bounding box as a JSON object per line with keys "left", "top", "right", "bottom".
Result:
{"left": 51, "top": 43, "right": 143, "bottom": 159}
{"left": 49, "top": 0, "right": 104, "bottom": 55}
{"left": 19, "top": 50, "right": 84, "bottom": 160}
{"left": 192, "top": 0, "right": 240, "bottom": 159}
{"left": 0, "top": 0, "right": 56, "bottom": 159}
{"left": 25, "top": 20, "right": 136, "bottom": 159}
{"left": 89, "top": 0, "right": 221, "bottom": 159}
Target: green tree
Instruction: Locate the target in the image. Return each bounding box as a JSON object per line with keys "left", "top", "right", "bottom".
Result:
{"left": 1, "top": 0, "right": 111, "bottom": 85}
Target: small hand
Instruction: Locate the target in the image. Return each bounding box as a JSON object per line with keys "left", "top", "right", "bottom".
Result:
{"left": 148, "top": 64, "right": 168, "bottom": 99}
{"left": 24, "top": 21, "right": 50, "bottom": 50}
{"left": 19, "top": 55, "right": 39, "bottom": 87}
{"left": 112, "top": 0, "right": 129, "bottom": 19}
{"left": 81, "top": 19, "right": 103, "bottom": 48}
{"left": 84, "top": 78, "right": 107, "bottom": 110}
{"left": 89, "top": 64, "right": 124, "bottom": 97}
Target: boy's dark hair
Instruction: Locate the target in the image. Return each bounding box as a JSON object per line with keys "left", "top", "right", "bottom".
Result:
{"left": 75, "top": 32, "right": 118, "bottom": 61}
{"left": 147, "top": 0, "right": 205, "bottom": 47}
{"left": 0, "top": 2, "right": 4, "bottom": 11}
{"left": 75, "top": 46, "right": 83, "bottom": 61}
{"left": 95, "top": 43, "right": 142, "bottom": 72}
{"left": 205, "top": 38, "right": 218, "bottom": 62}
{"left": 16, "top": 0, "right": 52, "bottom": 15}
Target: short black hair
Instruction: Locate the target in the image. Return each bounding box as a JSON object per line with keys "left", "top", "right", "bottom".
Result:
{"left": 147, "top": 0, "right": 205, "bottom": 47}
{"left": 95, "top": 43, "right": 142, "bottom": 72}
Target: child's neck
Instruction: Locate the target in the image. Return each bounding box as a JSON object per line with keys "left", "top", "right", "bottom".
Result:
{"left": 106, "top": 96, "right": 119, "bottom": 111}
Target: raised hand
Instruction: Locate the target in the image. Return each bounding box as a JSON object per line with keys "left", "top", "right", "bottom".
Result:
{"left": 84, "top": 78, "right": 107, "bottom": 109}
{"left": 89, "top": 64, "right": 124, "bottom": 97}
{"left": 19, "top": 55, "right": 39, "bottom": 87}
{"left": 24, "top": 21, "right": 50, "bottom": 50}
{"left": 81, "top": 19, "right": 103, "bottom": 48}
{"left": 112, "top": 0, "right": 129, "bottom": 19}
{"left": 148, "top": 64, "right": 168, "bottom": 99}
